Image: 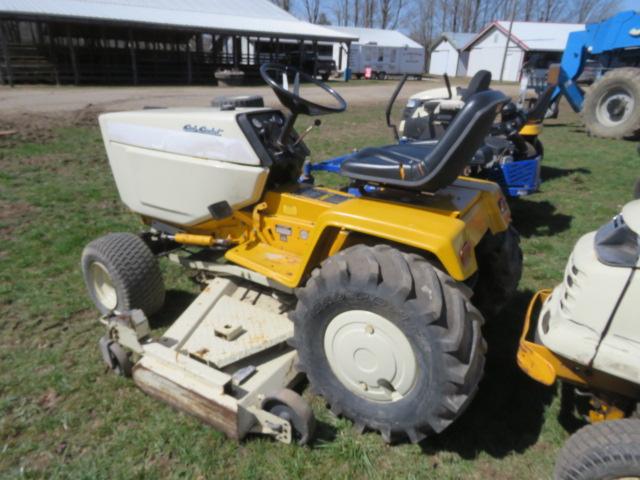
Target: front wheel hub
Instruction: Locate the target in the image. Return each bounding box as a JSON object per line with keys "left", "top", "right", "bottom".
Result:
{"left": 89, "top": 261, "right": 118, "bottom": 310}
{"left": 323, "top": 310, "right": 417, "bottom": 402}
{"left": 597, "top": 87, "right": 634, "bottom": 127}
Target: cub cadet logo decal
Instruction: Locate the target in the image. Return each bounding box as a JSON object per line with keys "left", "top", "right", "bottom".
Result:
{"left": 183, "top": 124, "right": 224, "bottom": 136}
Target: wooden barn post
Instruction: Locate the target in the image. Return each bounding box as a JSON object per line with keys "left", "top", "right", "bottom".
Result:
{"left": 65, "top": 24, "right": 79, "bottom": 85}
{"left": 128, "top": 28, "right": 138, "bottom": 85}
{"left": 0, "top": 20, "right": 14, "bottom": 86}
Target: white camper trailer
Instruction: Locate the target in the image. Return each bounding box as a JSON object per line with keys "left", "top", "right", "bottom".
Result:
{"left": 330, "top": 26, "right": 424, "bottom": 79}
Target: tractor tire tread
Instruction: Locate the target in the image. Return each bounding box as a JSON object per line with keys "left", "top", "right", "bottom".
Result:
{"left": 81, "top": 232, "right": 165, "bottom": 316}
{"left": 554, "top": 418, "right": 640, "bottom": 480}
{"left": 473, "top": 225, "right": 523, "bottom": 317}
{"left": 582, "top": 67, "right": 640, "bottom": 139}
{"left": 293, "top": 244, "right": 485, "bottom": 443}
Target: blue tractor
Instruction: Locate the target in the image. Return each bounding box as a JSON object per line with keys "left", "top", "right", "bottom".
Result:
{"left": 553, "top": 10, "right": 640, "bottom": 139}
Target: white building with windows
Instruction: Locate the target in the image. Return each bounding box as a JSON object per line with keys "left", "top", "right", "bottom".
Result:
{"left": 329, "top": 26, "right": 425, "bottom": 78}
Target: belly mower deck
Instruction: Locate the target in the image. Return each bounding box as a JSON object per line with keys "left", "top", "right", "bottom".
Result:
{"left": 99, "top": 277, "right": 314, "bottom": 444}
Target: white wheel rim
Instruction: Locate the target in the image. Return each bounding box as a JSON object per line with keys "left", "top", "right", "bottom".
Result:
{"left": 323, "top": 310, "right": 417, "bottom": 403}
{"left": 90, "top": 261, "right": 118, "bottom": 310}
{"left": 596, "top": 87, "right": 634, "bottom": 127}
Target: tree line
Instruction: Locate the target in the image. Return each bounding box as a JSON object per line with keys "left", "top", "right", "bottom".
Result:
{"left": 270, "top": 0, "right": 618, "bottom": 48}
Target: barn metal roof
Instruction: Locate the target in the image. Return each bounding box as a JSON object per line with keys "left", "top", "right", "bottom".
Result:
{"left": 432, "top": 32, "right": 475, "bottom": 51}
{"left": 463, "top": 21, "right": 585, "bottom": 52}
{"left": 0, "top": 0, "right": 358, "bottom": 41}
{"left": 329, "top": 26, "right": 423, "bottom": 49}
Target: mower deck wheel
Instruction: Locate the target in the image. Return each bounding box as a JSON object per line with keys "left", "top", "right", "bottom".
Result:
{"left": 262, "top": 389, "right": 316, "bottom": 445}
{"left": 81, "top": 232, "right": 165, "bottom": 316}
{"left": 99, "top": 336, "right": 133, "bottom": 377}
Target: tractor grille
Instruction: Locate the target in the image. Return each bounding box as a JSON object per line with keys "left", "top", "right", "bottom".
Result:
{"left": 560, "top": 257, "right": 580, "bottom": 316}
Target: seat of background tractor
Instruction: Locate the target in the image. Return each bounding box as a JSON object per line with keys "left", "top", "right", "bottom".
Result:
{"left": 341, "top": 89, "right": 509, "bottom": 192}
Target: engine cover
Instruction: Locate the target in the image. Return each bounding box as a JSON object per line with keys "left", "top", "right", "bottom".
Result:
{"left": 99, "top": 107, "right": 270, "bottom": 227}
{"left": 538, "top": 231, "right": 640, "bottom": 384}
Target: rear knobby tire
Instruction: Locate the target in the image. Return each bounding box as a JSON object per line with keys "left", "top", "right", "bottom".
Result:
{"left": 473, "top": 225, "right": 523, "bottom": 318}
{"left": 582, "top": 67, "right": 640, "bottom": 139}
{"left": 292, "top": 244, "right": 486, "bottom": 443}
{"left": 554, "top": 418, "right": 640, "bottom": 480}
{"left": 81, "top": 232, "right": 165, "bottom": 316}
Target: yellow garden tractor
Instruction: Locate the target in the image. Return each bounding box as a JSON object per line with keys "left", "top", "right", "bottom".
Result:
{"left": 81, "top": 64, "right": 522, "bottom": 445}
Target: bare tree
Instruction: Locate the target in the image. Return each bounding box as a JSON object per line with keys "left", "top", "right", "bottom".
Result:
{"left": 588, "top": 0, "right": 620, "bottom": 21}
{"left": 303, "top": 0, "right": 321, "bottom": 23}
{"left": 333, "top": 0, "right": 351, "bottom": 26}
{"left": 270, "top": 0, "right": 293, "bottom": 11}
{"left": 363, "top": 0, "right": 376, "bottom": 27}
{"left": 410, "top": 0, "right": 436, "bottom": 69}
{"left": 539, "top": 0, "right": 562, "bottom": 21}
{"left": 317, "top": 11, "right": 331, "bottom": 24}
{"left": 523, "top": 0, "right": 535, "bottom": 21}
{"left": 439, "top": 0, "right": 449, "bottom": 32}
{"left": 353, "top": 0, "right": 361, "bottom": 26}
{"left": 380, "top": 0, "right": 405, "bottom": 29}
{"left": 572, "top": 0, "right": 606, "bottom": 22}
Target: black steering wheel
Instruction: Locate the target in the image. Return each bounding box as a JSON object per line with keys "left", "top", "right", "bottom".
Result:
{"left": 260, "top": 63, "right": 347, "bottom": 116}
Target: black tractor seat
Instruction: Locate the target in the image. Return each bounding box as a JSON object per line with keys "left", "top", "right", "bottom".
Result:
{"left": 341, "top": 89, "right": 509, "bottom": 192}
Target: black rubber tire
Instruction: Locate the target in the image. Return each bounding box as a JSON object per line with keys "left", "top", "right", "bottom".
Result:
{"left": 582, "top": 68, "right": 640, "bottom": 139}
{"left": 473, "top": 225, "right": 523, "bottom": 318}
{"left": 634, "top": 178, "right": 640, "bottom": 200}
{"left": 81, "top": 233, "right": 165, "bottom": 316}
{"left": 292, "top": 244, "right": 486, "bottom": 443}
{"left": 532, "top": 137, "right": 544, "bottom": 159}
{"left": 554, "top": 419, "right": 640, "bottom": 480}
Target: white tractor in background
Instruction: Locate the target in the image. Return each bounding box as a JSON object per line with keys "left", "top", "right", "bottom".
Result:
{"left": 518, "top": 190, "right": 640, "bottom": 479}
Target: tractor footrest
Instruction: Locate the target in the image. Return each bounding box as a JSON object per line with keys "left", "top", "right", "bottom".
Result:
{"left": 180, "top": 294, "right": 293, "bottom": 368}
{"left": 160, "top": 277, "right": 294, "bottom": 368}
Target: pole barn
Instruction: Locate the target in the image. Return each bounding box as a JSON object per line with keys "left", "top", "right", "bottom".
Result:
{"left": 0, "top": 0, "right": 356, "bottom": 86}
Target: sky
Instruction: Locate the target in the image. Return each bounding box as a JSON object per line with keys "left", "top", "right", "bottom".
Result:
{"left": 622, "top": 0, "right": 640, "bottom": 10}
{"left": 291, "top": 0, "right": 640, "bottom": 26}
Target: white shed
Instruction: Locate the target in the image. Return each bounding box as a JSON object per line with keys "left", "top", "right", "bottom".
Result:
{"left": 328, "top": 26, "right": 425, "bottom": 77}
{"left": 464, "top": 21, "right": 585, "bottom": 82}
{"left": 429, "top": 32, "right": 475, "bottom": 77}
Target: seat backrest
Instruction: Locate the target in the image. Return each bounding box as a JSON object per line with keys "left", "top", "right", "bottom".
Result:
{"left": 460, "top": 70, "right": 492, "bottom": 102}
{"left": 411, "top": 89, "right": 509, "bottom": 191}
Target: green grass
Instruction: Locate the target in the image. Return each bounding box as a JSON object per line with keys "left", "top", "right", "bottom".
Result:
{"left": 0, "top": 104, "right": 637, "bottom": 479}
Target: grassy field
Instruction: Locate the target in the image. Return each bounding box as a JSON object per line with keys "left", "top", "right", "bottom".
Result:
{"left": 0, "top": 101, "right": 638, "bottom": 480}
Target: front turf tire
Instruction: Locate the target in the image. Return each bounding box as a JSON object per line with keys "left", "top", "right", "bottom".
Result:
{"left": 81, "top": 232, "right": 165, "bottom": 316}
{"left": 555, "top": 419, "right": 640, "bottom": 480}
{"left": 292, "top": 244, "right": 486, "bottom": 443}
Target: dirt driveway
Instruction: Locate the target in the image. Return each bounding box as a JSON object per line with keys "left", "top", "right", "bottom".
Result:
{"left": 0, "top": 78, "right": 521, "bottom": 115}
